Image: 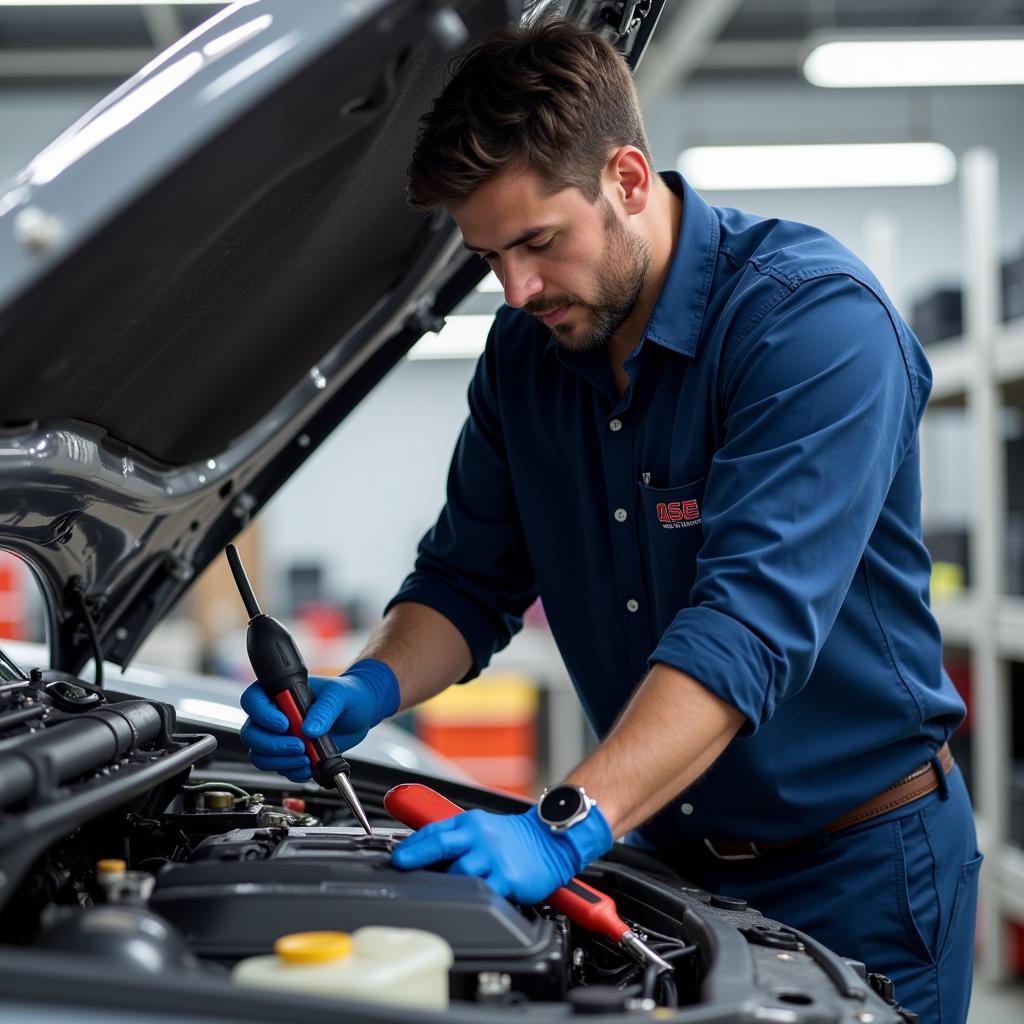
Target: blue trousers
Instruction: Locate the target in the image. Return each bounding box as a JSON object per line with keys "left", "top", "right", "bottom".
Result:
{"left": 670, "top": 768, "right": 981, "bottom": 1024}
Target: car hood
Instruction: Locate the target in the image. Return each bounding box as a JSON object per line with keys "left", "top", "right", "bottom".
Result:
{"left": 0, "top": 0, "right": 665, "bottom": 674}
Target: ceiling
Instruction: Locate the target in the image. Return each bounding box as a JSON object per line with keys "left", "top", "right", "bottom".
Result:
{"left": 634, "top": 0, "right": 1024, "bottom": 108}
{"left": 0, "top": 1, "right": 1021, "bottom": 90}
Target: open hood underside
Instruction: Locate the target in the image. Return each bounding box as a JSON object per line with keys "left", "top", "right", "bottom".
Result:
{"left": 0, "top": 0, "right": 665, "bottom": 672}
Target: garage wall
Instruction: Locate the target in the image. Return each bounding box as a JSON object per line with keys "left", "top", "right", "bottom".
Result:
{"left": 261, "top": 356, "right": 477, "bottom": 614}
{"left": 647, "top": 82, "right": 1024, "bottom": 313}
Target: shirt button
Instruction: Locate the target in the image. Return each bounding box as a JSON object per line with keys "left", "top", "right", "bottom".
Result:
{"left": 614, "top": 508, "right": 628, "bottom": 523}
{"left": 626, "top": 598, "right": 639, "bottom": 613}
{"left": 609, "top": 418, "right": 623, "bottom": 432}
{"left": 680, "top": 802, "right": 694, "bottom": 816}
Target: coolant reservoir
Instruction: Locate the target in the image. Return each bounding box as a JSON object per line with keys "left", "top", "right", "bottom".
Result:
{"left": 95, "top": 859, "right": 154, "bottom": 905}
{"left": 231, "top": 928, "right": 453, "bottom": 1008}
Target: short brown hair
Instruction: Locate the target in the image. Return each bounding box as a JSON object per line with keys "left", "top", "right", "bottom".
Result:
{"left": 407, "top": 17, "right": 652, "bottom": 211}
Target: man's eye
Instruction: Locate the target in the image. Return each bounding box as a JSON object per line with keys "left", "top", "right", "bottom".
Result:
{"left": 527, "top": 239, "right": 554, "bottom": 253}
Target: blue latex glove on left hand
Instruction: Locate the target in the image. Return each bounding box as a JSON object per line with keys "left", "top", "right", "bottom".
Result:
{"left": 391, "top": 804, "right": 614, "bottom": 905}
{"left": 239, "top": 658, "right": 399, "bottom": 783}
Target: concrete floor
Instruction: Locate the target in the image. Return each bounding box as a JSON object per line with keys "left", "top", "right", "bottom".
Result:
{"left": 967, "top": 976, "right": 1024, "bottom": 1022}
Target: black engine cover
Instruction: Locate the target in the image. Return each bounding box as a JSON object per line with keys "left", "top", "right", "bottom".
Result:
{"left": 151, "top": 826, "right": 566, "bottom": 999}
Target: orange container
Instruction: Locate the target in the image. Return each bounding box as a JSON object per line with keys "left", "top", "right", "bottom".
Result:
{"left": 415, "top": 675, "right": 538, "bottom": 797}
{"left": 0, "top": 553, "right": 25, "bottom": 641}
{"left": 1010, "top": 919, "right": 1024, "bottom": 976}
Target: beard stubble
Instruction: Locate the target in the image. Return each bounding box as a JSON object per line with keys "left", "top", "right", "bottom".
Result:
{"left": 543, "top": 199, "right": 651, "bottom": 354}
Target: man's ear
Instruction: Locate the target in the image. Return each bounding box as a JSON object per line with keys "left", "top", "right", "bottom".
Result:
{"left": 604, "top": 146, "right": 652, "bottom": 216}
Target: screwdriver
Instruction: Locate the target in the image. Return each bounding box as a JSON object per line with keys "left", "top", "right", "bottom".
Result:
{"left": 225, "top": 544, "right": 374, "bottom": 836}
{"left": 384, "top": 783, "right": 673, "bottom": 973}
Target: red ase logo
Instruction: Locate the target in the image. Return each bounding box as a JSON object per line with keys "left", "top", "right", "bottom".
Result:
{"left": 656, "top": 499, "right": 701, "bottom": 525}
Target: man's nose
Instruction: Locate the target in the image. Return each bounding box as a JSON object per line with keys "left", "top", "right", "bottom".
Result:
{"left": 502, "top": 262, "right": 543, "bottom": 309}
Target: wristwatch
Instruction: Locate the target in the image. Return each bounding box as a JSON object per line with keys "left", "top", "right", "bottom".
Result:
{"left": 537, "top": 784, "right": 595, "bottom": 833}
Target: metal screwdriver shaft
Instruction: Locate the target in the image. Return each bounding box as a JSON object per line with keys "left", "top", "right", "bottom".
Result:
{"left": 226, "top": 544, "right": 262, "bottom": 620}
{"left": 225, "top": 544, "right": 374, "bottom": 836}
{"left": 619, "top": 931, "right": 674, "bottom": 973}
{"left": 333, "top": 773, "right": 373, "bottom": 835}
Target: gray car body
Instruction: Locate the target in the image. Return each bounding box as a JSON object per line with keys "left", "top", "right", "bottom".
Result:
{"left": 0, "top": 0, "right": 470, "bottom": 671}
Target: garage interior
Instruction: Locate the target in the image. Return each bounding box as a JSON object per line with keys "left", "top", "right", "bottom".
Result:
{"left": 0, "top": 1, "right": 1023, "bottom": 1020}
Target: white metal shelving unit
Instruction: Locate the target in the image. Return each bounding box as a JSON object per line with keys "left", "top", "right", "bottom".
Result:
{"left": 926, "top": 147, "right": 1023, "bottom": 981}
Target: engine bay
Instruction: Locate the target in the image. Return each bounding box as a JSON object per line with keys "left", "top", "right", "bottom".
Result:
{"left": 151, "top": 824, "right": 570, "bottom": 1001}
{"left": 0, "top": 661, "right": 912, "bottom": 1023}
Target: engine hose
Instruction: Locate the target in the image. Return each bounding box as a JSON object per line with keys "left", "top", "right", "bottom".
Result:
{"left": 0, "top": 700, "right": 163, "bottom": 809}
{"left": 641, "top": 964, "right": 661, "bottom": 1000}
{"left": 180, "top": 782, "right": 251, "bottom": 799}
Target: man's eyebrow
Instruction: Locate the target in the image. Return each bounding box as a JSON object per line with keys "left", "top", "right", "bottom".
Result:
{"left": 463, "top": 225, "right": 554, "bottom": 254}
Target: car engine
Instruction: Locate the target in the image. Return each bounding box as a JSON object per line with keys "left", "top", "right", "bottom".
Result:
{"left": 0, "top": 665, "right": 913, "bottom": 1023}
{"left": 150, "top": 825, "right": 570, "bottom": 1000}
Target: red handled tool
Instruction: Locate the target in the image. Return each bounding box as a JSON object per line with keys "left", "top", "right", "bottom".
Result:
{"left": 384, "top": 783, "right": 673, "bottom": 972}
{"left": 226, "top": 544, "right": 373, "bottom": 836}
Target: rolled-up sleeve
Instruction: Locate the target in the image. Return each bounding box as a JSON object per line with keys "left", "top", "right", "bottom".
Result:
{"left": 385, "top": 318, "right": 537, "bottom": 681}
{"left": 648, "top": 274, "right": 921, "bottom": 732}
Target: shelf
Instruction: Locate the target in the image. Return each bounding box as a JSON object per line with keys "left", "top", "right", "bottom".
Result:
{"left": 996, "top": 842, "right": 1024, "bottom": 925}
{"left": 932, "top": 594, "right": 981, "bottom": 648}
{"left": 932, "top": 149, "right": 1018, "bottom": 982}
{"left": 931, "top": 595, "right": 1024, "bottom": 661}
{"left": 996, "top": 598, "right": 1024, "bottom": 661}
{"left": 981, "top": 820, "right": 1024, "bottom": 927}
{"left": 923, "top": 317, "right": 1024, "bottom": 403}
{"left": 928, "top": 337, "right": 972, "bottom": 403}
{"left": 994, "top": 318, "right": 1024, "bottom": 388}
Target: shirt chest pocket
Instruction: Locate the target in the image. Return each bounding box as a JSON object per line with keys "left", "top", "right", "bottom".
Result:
{"left": 637, "top": 475, "right": 708, "bottom": 629}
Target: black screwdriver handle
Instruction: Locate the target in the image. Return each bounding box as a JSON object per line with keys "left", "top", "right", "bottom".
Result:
{"left": 228, "top": 552, "right": 351, "bottom": 789}
{"left": 248, "top": 613, "right": 351, "bottom": 787}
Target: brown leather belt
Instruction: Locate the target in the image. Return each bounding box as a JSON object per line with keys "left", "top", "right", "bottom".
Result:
{"left": 699, "top": 743, "right": 954, "bottom": 861}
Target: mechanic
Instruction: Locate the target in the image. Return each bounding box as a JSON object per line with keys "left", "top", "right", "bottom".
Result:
{"left": 240, "top": 18, "right": 978, "bottom": 1023}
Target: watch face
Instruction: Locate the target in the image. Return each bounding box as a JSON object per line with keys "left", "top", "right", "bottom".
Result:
{"left": 539, "top": 786, "right": 584, "bottom": 825}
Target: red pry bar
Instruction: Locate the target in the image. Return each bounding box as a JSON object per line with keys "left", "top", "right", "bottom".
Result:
{"left": 383, "top": 782, "right": 662, "bottom": 955}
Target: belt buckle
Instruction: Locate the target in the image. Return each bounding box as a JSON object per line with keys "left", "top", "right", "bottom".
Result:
{"left": 703, "top": 838, "right": 762, "bottom": 861}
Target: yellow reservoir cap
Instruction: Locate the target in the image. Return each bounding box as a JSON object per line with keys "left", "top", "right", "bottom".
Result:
{"left": 96, "top": 859, "right": 126, "bottom": 875}
{"left": 274, "top": 932, "right": 353, "bottom": 965}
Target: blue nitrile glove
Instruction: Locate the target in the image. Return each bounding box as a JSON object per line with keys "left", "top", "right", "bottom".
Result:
{"left": 391, "top": 804, "right": 614, "bottom": 905}
{"left": 239, "top": 658, "right": 400, "bottom": 783}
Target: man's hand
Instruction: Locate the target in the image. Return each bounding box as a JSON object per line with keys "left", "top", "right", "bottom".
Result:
{"left": 239, "top": 659, "right": 400, "bottom": 782}
{"left": 391, "top": 805, "right": 613, "bottom": 904}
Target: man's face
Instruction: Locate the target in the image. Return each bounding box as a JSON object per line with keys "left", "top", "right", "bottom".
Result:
{"left": 451, "top": 167, "right": 651, "bottom": 352}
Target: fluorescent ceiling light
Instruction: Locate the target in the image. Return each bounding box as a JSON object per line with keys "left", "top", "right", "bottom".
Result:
{"left": 679, "top": 142, "right": 956, "bottom": 191}
{"left": 804, "top": 32, "right": 1024, "bottom": 88}
{"left": 407, "top": 314, "right": 491, "bottom": 360}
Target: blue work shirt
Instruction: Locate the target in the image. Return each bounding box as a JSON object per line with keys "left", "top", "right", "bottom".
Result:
{"left": 386, "top": 171, "right": 966, "bottom": 844}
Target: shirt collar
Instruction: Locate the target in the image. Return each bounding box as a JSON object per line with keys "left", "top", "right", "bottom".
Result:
{"left": 641, "top": 171, "right": 719, "bottom": 358}
{"left": 544, "top": 172, "right": 720, "bottom": 360}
